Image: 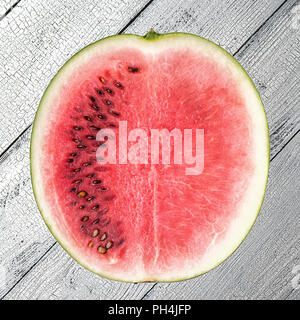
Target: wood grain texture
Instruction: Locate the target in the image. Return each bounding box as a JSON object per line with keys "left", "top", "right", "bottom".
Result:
{"left": 125, "top": 0, "right": 285, "bottom": 54}
{"left": 235, "top": 0, "right": 300, "bottom": 160}
{"left": 0, "top": 128, "right": 53, "bottom": 299}
{"left": 0, "top": 0, "right": 151, "bottom": 154}
{"left": 140, "top": 133, "right": 300, "bottom": 300}
{"left": 0, "top": 0, "right": 20, "bottom": 18}
{"left": 0, "top": 0, "right": 285, "bottom": 155}
{"left": 0, "top": 0, "right": 299, "bottom": 300}
{"left": 2, "top": 242, "right": 154, "bottom": 300}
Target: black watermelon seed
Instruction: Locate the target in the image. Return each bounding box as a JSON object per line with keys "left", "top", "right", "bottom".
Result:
{"left": 128, "top": 66, "right": 139, "bottom": 73}
{"left": 79, "top": 205, "right": 85, "bottom": 209}
{"left": 93, "top": 218, "right": 100, "bottom": 224}
{"left": 90, "top": 96, "right": 96, "bottom": 102}
{"left": 67, "top": 158, "right": 74, "bottom": 163}
{"left": 90, "top": 125, "right": 101, "bottom": 131}
{"left": 74, "top": 126, "right": 82, "bottom": 131}
{"left": 81, "top": 216, "right": 89, "bottom": 222}
{"left": 97, "top": 114, "right": 107, "bottom": 120}
{"left": 105, "top": 99, "right": 112, "bottom": 106}
{"left": 77, "top": 145, "right": 87, "bottom": 149}
{"left": 73, "top": 138, "right": 82, "bottom": 143}
{"left": 87, "top": 196, "right": 95, "bottom": 201}
{"left": 92, "top": 180, "right": 102, "bottom": 184}
{"left": 91, "top": 105, "right": 99, "bottom": 111}
{"left": 71, "top": 153, "right": 78, "bottom": 157}
{"left": 105, "top": 88, "right": 114, "bottom": 95}
{"left": 86, "top": 173, "right": 94, "bottom": 178}
{"left": 92, "top": 205, "right": 100, "bottom": 211}
{"left": 83, "top": 161, "right": 92, "bottom": 167}
{"left": 86, "top": 135, "right": 96, "bottom": 140}
{"left": 73, "top": 168, "right": 81, "bottom": 172}
{"left": 70, "top": 187, "right": 76, "bottom": 192}
{"left": 109, "top": 110, "right": 120, "bottom": 117}
{"left": 114, "top": 81, "right": 123, "bottom": 89}
{"left": 84, "top": 116, "right": 92, "bottom": 122}
{"left": 97, "top": 90, "right": 104, "bottom": 95}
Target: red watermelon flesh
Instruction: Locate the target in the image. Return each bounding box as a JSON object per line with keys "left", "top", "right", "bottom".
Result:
{"left": 31, "top": 32, "right": 269, "bottom": 282}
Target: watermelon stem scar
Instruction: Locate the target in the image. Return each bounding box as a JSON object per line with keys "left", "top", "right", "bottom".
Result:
{"left": 31, "top": 30, "right": 269, "bottom": 282}
{"left": 143, "top": 29, "right": 162, "bottom": 40}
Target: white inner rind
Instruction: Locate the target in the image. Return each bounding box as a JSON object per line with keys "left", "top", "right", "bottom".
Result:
{"left": 31, "top": 34, "right": 269, "bottom": 282}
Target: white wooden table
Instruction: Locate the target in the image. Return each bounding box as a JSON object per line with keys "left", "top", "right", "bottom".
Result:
{"left": 0, "top": 0, "right": 299, "bottom": 300}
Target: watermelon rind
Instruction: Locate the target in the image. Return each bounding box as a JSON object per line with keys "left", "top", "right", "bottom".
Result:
{"left": 30, "top": 30, "right": 269, "bottom": 282}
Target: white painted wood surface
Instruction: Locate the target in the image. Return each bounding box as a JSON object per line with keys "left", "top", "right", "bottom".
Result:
{"left": 0, "top": 0, "right": 299, "bottom": 300}
{"left": 0, "top": 0, "right": 150, "bottom": 153}
{"left": 234, "top": 0, "right": 300, "bottom": 160}
{"left": 0, "top": 0, "right": 285, "bottom": 154}
{"left": 0, "top": 0, "right": 19, "bottom": 18}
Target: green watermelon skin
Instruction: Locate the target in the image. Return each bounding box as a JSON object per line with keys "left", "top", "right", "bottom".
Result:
{"left": 31, "top": 31, "right": 269, "bottom": 282}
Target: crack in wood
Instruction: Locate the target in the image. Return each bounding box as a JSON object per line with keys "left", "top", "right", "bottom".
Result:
{"left": 0, "top": 0, "right": 21, "bottom": 22}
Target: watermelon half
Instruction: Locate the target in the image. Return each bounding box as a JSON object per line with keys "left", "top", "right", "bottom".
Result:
{"left": 31, "top": 31, "right": 269, "bottom": 282}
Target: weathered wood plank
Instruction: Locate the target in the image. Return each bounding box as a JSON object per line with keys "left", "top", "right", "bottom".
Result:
{"left": 141, "top": 133, "right": 300, "bottom": 300}
{"left": 0, "top": 128, "right": 53, "bottom": 299}
{"left": 0, "top": 0, "right": 285, "bottom": 154}
{"left": 0, "top": 0, "right": 151, "bottom": 154}
{"left": 234, "top": 0, "right": 300, "bottom": 159}
{"left": 0, "top": 0, "right": 298, "bottom": 300}
{"left": 0, "top": 0, "right": 19, "bottom": 19}
{"left": 2, "top": 243, "right": 154, "bottom": 300}
{"left": 125, "top": 0, "right": 285, "bottom": 54}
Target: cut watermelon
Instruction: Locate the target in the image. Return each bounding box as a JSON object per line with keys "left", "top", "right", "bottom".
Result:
{"left": 31, "top": 31, "right": 269, "bottom": 282}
